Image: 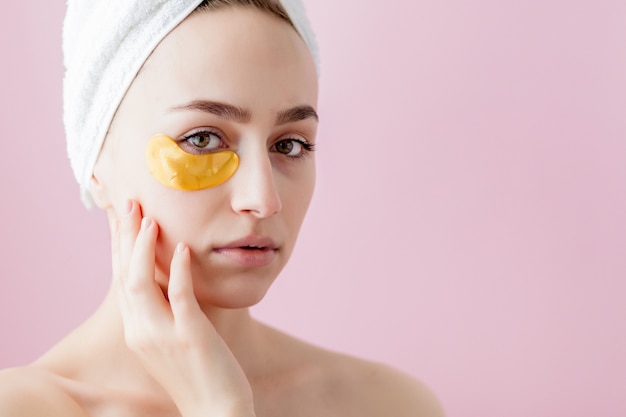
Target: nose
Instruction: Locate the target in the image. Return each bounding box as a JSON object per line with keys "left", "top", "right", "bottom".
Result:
{"left": 229, "top": 149, "right": 282, "bottom": 218}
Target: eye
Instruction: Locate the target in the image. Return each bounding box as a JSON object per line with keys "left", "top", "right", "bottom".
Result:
{"left": 179, "top": 130, "right": 226, "bottom": 154}
{"left": 272, "top": 138, "right": 315, "bottom": 159}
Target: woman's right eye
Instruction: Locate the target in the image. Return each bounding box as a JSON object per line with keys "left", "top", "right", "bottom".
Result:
{"left": 179, "top": 130, "right": 226, "bottom": 154}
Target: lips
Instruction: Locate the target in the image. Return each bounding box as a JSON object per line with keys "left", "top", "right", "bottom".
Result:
{"left": 212, "top": 236, "right": 278, "bottom": 267}
{"left": 216, "top": 236, "right": 278, "bottom": 251}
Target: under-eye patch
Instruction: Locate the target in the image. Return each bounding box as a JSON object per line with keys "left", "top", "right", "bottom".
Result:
{"left": 145, "top": 134, "right": 239, "bottom": 190}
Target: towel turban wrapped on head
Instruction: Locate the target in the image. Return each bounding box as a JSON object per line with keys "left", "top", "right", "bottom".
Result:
{"left": 63, "top": 0, "right": 319, "bottom": 208}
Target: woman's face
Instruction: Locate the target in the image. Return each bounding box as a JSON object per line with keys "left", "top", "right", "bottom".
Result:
{"left": 94, "top": 7, "right": 318, "bottom": 308}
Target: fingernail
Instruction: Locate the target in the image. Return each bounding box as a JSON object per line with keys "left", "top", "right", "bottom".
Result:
{"left": 141, "top": 217, "right": 151, "bottom": 230}
{"left": 175, "top": 242, "right": 187, "bottom": 253}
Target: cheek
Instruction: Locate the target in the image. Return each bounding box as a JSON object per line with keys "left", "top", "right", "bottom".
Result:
{"left": 146, "top": 189, "right": 226, "bottom": 258}
{"left": 281, "top": 166, "right": 316, "bottom": 225}
{"left": 148, "top": 197, "right": 203, "bottom": 280}
{"left": 104, "top": 139, "right": 155, "bottom": 207}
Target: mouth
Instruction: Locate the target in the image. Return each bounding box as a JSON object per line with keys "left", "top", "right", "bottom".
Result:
{"left": 212, "top": 236, "right": 279, "bottom": 267}
{"left": 216, "top": 235, "right": 278, "bottom": 250}
{"left": 239, "top": 245, "right": 269, "bottom": 250}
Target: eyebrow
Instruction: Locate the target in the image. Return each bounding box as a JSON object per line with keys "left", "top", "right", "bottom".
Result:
{"left": 169, "top": 100, "right": 318, "bottom": 125}
{"left": 169, "top": 100, "right": 251, "bottom": 123}
{"left": 276, "top": 105, "right": 319, "bottom": 125}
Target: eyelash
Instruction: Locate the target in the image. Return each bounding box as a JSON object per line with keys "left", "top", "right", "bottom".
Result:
{"left": 179, "top": 129, "right": 226, "bottom": 154}
{"left": 272, "top": 138, "right": 316, "bottom": 160}
{"left": 178, "top": 129, "right": 316, "bottom": 159}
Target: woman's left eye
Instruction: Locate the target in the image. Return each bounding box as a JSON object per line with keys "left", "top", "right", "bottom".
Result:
{"left": 179, "top": 130, "right": 225, "bottom": 154}
{"left": 272, "top": 138, "right": 315, "bottom": 158}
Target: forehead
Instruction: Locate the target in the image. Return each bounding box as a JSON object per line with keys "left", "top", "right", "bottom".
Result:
{"left": 131, "top": 6, "right": 318, "bottom": 112}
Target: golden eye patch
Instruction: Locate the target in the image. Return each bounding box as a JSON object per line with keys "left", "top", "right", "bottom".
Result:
{"left": 146, "top": 134, "right": 239, "bottom": 190}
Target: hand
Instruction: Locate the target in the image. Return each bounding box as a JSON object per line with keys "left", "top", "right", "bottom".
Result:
{"left": 110, "top": 200, "right": 255, "bottom": 417}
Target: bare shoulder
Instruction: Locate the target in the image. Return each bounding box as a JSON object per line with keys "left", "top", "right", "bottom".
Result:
{"left": 0, "top": 367, "right": 87, "bottom": 417}
{"left": 323, "top": 353, "right": 446, "bottom": 417}
{"left": 258, "top": 323, "right": 445, "bottom": 417}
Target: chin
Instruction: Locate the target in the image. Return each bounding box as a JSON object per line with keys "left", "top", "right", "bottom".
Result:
{"left": 189, "top": 266, "right": 279, "bottom": 309}
{"left": 154, "top": 247, "right": 286, "bottom": 309}
{"left": 195, "top": 277, "right": 274, "bottom": 309}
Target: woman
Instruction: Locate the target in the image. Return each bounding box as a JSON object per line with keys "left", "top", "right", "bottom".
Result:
{"left": 0, "top": 1, "right": 444, "bottom": 415}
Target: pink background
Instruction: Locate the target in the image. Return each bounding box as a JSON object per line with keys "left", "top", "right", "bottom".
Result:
{"left": 1, "top": 1, "right": 624, "bottom": 416}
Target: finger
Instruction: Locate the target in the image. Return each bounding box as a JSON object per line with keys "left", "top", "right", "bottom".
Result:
{"left": 119, "top": 200, "right": 142, "bottom": 286}
{"left": 108, "top": 212, "right": 121, "bottom": 284}
{"left": 115, "top": 200, "right": 142, "bottom": 319}
{"left": 126, "top": 216, "right": 171, "bottom": 322}
{"left": 168, "top": 242, "right": 204, "bottom": 324}
{"left": 110, "top": 214, "right": 131, "bottom": 317}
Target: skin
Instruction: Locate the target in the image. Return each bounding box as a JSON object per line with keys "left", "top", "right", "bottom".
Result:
{"left": 0, "top": 6, "right": 445, "bottom": 417}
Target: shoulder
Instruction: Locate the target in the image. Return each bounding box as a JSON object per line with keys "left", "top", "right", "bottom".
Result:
{"left": 321, "top": 354, "right": 446, "bottom": 417}
{"left": 251, "top": 323, "right": 445, "bottom": 417}
{"left": 0, "top": 367, "right": 88, "bottom": 417}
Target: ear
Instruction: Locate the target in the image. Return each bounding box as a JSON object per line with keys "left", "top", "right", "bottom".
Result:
{"left": 89, "top": 174, "right": 112, "bottom": 210}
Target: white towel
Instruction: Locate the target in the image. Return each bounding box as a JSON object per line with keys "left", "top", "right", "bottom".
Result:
{"left": 63, "top": 0, "right": 319, "bottom": 208}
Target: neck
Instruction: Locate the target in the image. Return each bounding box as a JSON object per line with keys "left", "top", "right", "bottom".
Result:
{"left": 38, "top": 281, "right": 271, "bottom": 397}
